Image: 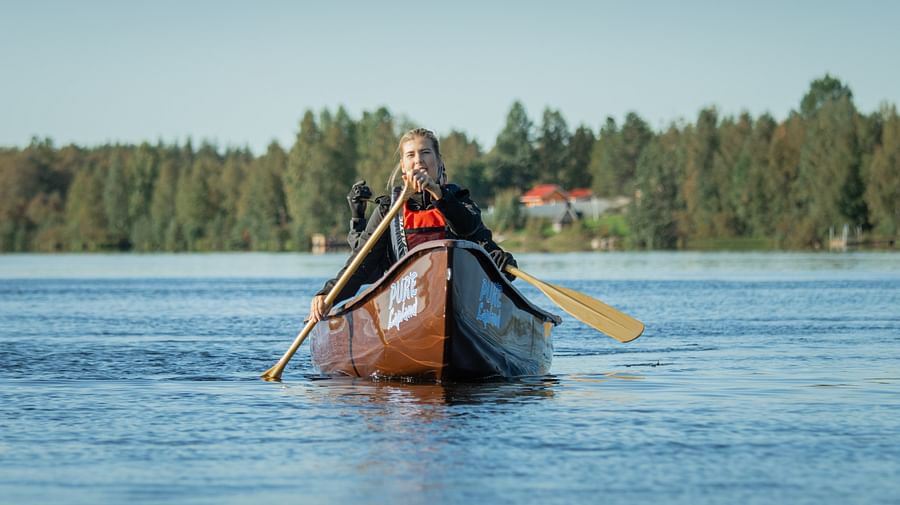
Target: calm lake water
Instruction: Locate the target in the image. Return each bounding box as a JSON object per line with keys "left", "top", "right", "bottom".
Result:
{"left": 1, "top": 252, "right": 899, "bottom": 504}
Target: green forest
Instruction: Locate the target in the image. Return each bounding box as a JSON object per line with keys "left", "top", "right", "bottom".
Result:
{"left": 1, "top": 75, "right": 898, "bottom": 253}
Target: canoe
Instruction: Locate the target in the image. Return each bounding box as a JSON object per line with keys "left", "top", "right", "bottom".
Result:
{"left": 309, "top": 240, "right": 561, "bottom": 381}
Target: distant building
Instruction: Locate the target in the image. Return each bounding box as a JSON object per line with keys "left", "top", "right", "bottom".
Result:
{"left": 553, "top": 201, "right": 582, "bottom": 232}
{"left": 567, "top": 187, "right": 593, "bottom": 202}
{"left": 519, "top": 184, "right": 570, "bottom": 207}
{"left": 511, "top": 184, "right": 629, "bottom": 222}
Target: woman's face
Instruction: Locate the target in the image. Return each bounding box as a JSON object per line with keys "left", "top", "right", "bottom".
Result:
{"left": 401, "top": 135, "right": 441, "bottom": 182}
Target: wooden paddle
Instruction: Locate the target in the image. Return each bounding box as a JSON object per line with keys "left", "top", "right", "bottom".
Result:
{"left": 505, "top": 265, "right": 644, "bottom": 343}
{"left": 261, "top": 184, "right": 414, "bottom": 381}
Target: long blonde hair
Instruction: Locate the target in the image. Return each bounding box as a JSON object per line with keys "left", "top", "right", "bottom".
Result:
{"left": 388, "top": 128, "right": 443, "bottom": 190}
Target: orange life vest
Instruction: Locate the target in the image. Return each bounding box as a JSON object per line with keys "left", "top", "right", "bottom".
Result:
{"left": 403, "top": 203, "right": 447, "bottom": 250}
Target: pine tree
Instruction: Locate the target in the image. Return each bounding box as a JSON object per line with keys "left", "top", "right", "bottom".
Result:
{"left": 287, "top": 107, "right": 359, "bottom": 249}
{"left": 629, "top": 129, "right": 683, "bottom": 249}
{"left": 796, "top": 93, "right": 864, "bottom": 246}
{"left": 102, "top": 151, "right": 131, "bottom": 249}
{"left": 534, "top": 108, "right": 570, "bottom": 184}
{"left": 767, "top": 114, "right": 806, "bottom": 246}
{"left": 64, "top": 164, "right": 107, "bottom": 250}
{"left": 619, "top": 112, "right": 653, "bottom": 193}
{"left": 865, "top": 105, "right": 900, "bottom": 236}
{"left": 284, "top": 110, "right": 322, "bottom": 249}
{"left": 356, "top": 107, "right": 397, "bottom": 193}
{"left": 439, "top": 130, "right": 488, "bottom": 202}
{"left": 127, "top": 143, "right": 159, "bottom": 251}
{"left": 488, "top": 101, "right": 535, "bottom": 191}
{"left": 800, "top": 74, "right": 853, "bottom": 118}
{"left": 682, "top": 107, "right": 720, "bottom": 239}
{"left": 589, "top": 117, "right": 622, "bottom": 197}
{"left": 220, "top": 149, "right": 249, "bottom": 249}
{"left": 562, "top": 125, "right": 595, "bottom": 190}
{"left": 237, "top": 142, "right": 288, "bottom": 250}
{"left": 711, "top": 113, "right": 753, "bottom": 236}
{"left": 150, "top": 146, "right": 182, "bottom": 251}
{"left": 742, "top": 114, "right": 777, "bottom": 237}
{"left": 589, "top": 113, "right": 652, "bottom": 197}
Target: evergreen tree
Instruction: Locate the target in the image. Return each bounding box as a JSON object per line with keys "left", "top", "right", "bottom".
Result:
{"left": 711, "top": 113, "right": 753, "bottom": 236}
{"left": 865, "top": 105, "right": 900, "bottom": 236}
{"left": 286, "top": 107, "right": 358, "bottom": 249}
{"left": 589, "top": 113, "right": 652, "bottom": 197}
{"left": 767, "top": 114, "right": 806, "bottom": 246}
{"left": 64, "top": 164, "right": 107, "bottom": 250}
{"left": 619, "top": 112, "right": 654, "bottom": 192}
{"left": 741, "top": 114, "right": 777, "bottom": 236}
{"left": 127, "top": 143, "right": 159, "bottom": 251}
{"left": 102, "top": 151, "right": 131, "bottom": 249}
{"left": 562, "top": 125, "right": 595, "bottom": 189}
{"left": 439, "top": 130, "right": 488, "bottom": 203}
{"left": 149, "top": 144, "right": 184, "bottom": 251}
{"left": 237, "top": 142, "right": 288, "bottom": 250}
{"left": 589, "top": 117, "right": 622, "bottom": 197}
{"left": 284, "top": 110, "right": 322, "bottom": 249}
{"left": 681, "top": 107, "right": 720, "bottom": 238}
{"left": 796, "top": 94, "right": 864, "bottom": 246}
{"left": 629, "top": 129, "right": 683, "bottom": 249}
{"left": 174, "top": 143, "right": 221, "bottom": 251}
{"left": 800, "top": 74, "right": 853, "bottom": 118}
{"left": 355, "top": 107, "right": 397, "bottom": 193}
{"left": 220, "top": 149, "right": 249, "bottom": 248}
{"left": 318, "top": 106, "right": 358, "bottom": 234}
{"left": 534, "top": 108, "right": 570, "bottom": 184}
{"left": 488, "top": 101, "right": 535, "bottom": 191}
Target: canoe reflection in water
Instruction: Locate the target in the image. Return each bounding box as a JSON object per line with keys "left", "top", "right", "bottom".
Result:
{"left": 303, "top": 375, "right": 562, "bottom": 408}
{"left": 309, "top": 240, "right": 561, "bottom": 382}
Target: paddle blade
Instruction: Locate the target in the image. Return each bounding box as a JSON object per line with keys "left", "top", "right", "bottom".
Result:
{"left": 260, "top": 364, "right": 284, "bottom": 382}
{"left": 506, "top": 266, "right": 644, "bottom": 343}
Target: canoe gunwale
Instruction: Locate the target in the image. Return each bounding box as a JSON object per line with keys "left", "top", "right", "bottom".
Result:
{"left": 329, "top": 240, "right": 561, "bottom": 325}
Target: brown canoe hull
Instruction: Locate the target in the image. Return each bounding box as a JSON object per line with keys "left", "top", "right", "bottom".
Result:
{"left": 309, "top": 240, "right": 560, "bottom": 381}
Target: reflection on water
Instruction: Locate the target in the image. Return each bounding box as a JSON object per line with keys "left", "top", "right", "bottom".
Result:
{"left": 288, "top": 375, "right": 562, "bottom": 408}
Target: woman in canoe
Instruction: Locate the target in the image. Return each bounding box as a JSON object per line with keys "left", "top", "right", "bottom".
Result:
{"left": 309, "top": 127, "right": 516, "bottom": 323}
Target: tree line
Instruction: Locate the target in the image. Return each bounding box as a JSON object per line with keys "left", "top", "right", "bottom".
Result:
{"left": 1, "top": 75, "right": 897, "bottom": 252}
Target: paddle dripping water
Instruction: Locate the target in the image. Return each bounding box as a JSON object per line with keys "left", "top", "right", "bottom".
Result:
{"left": 1, "top": 252, "right": 899, "bottom": 504}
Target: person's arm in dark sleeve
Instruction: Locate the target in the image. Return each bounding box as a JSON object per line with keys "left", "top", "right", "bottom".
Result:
{"left": 436, "top": 186, "right": 517, "bottom": 281}
{"left": 318, "top": 199, "right": 390, "bottom": 303}
{"left": 433, "top": 185, "right": 481, "bottom": 236}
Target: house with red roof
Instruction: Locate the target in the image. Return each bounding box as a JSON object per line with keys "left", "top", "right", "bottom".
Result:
{"left": 567, "top": 187, "right": 593, "bottom": 202}
{"left": 519, "top": 184, "right": 570, "bottom": 207}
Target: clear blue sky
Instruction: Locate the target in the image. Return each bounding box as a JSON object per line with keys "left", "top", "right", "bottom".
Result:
{"left": 2, "top": 0, "right": 898, "bottom": 154}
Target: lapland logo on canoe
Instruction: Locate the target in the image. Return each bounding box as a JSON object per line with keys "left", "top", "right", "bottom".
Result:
{"left": 476, "top": 279, "right": 502, "bottom": 328}
{"left": 387, "top": 271, "right": 419, "bottom": 330}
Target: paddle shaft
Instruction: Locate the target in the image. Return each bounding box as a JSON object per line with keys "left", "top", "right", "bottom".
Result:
{"left": 505, "top": 265, "right": 644, "bottom": 343}
{"left": 261, "top": 184, "right": 414, "bottom": 381}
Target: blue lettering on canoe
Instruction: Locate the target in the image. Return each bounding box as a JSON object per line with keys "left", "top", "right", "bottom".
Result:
{"left": 476, "top": 279, "right": 502, "bottom": 328}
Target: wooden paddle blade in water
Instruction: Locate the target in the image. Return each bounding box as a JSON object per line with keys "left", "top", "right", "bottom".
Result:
{"left": 505, "top": 266, "right": 644, "bottom": 343}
